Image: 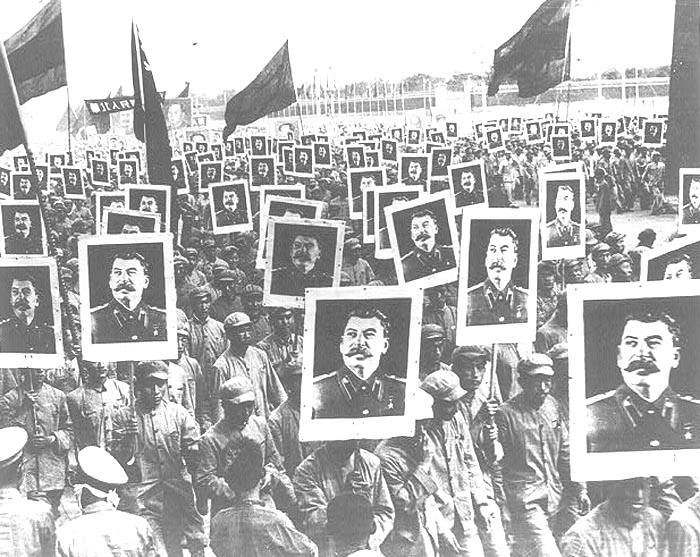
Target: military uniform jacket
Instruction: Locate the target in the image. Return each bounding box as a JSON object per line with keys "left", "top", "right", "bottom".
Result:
{"left": 546, "top": 220, "right": 581, "bottom": 248}
{"left": 454, "top": 189, "right": 484, "bottom": 208}
{"left": 0, "top": 315, "right": 55, "bottom": 353}
{"left": 4, "top": 231, "right": 42, "bottom": 255}
{"left": 466, "top": 280, "right": 529, "bottom": 326}
{"left": 312, "top": 366, "right": 406, "bottom": 419}
{"left": 90, "top": 300, "right": 167, "bottom": 343}
{"left": 0, "top": 487, "right": 55, "bottom": 557}
{"left": 215, "top": 208, "right": 247, "bottom": 228}
{"left": 683, "top": 203, "right": 700, "bottom": 225}
{"left": 587, "top": 384, "right": 700, "bottom": 453}
{"left": 270, "top": 265, "right": 333, "bottom": 297}
{"left": 401, "top": 244, "right": 456, "bottom": 282}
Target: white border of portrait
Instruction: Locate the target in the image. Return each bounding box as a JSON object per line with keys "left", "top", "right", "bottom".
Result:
{"left": 599, "top": 119, "right": 618, "bottom": 146}
{"left": 171, "top": 157, "right": 190, "bottom": 194}
{"left": 125, "top": 184, "right": 172, "bottom": 233}
{"left": 312, "top": 142, "right": 332, "bottom": 169}
{"left": 380, "top": 139, "right": 398, "bottom": 164}
{"left": 539, "top": 171, "right": 586, "bottom": 261}
{"left": 386, "top": 190, "right": 459, "bottom": 288}
{"left": 485, "top": 127, "right": 505, "bottom": 153}
{"left": 643, "top": 119, "right": 665, "bottom": 149}
{"left": 299, "top": 285, "right": 423, "bottom": 442}
{"left": 249, "top": 156, "right": 277, "bottom": 190}
{"left": 406, "top": 129, "right": 421, "bottom": 146}
{"left": 579, "top": 118, "right": 596, "bottom": 139}
{"left": 550, "top": 134, "right": 572, "bottom": 162}
{"left": 347, "top": 167, "right": 388, "bottom": 220}
{"left": 456, "top": 207, "right": 539, "bottom": 345}
{"left": 568, "top": 281, "right": 700, "bottom": 481}
{"left": 90, "top": 159, "right": 110, "bottom": 188}
{"left": 447, "top": 160, "right": 488, "bottom": 215}
{"left": 678, "top": 168, "right": 700, "bottom": 234}
{"left": 525, "top": 121, "right": 543, "bottom": 144}
{"left": 263, "top": 217, "right": 344, "bottom": 309}
{"left": 117, "top": 159, "right": 139, "bottom": 187}
{"left": 78, "top": 232, "right": 177, "bottom": 362}
{"left": 374, "top": 185, "right": 423, "bottom": 260}
{"left": 209, "top": 181, "right": 253, "bottom": 235}
{"left": 0, "top": 200, "right": 49, "bottom": 256}
{"left": 94, "top": 192, "right": 125, "bottom": 236}
{"left": 362, "top": 186, "right": 377, "bottom": 244}
{"left": 61, "top": 166, "right": 86, "bottom": 200}
{"left": 398, "top": 154, "right": 431, "bottom": 193}
{"left": 101, "top": 208, "right": 160, "bottom": 235}
{"left": 0, "top": 257, "right": 64, "bottom": 367}
{"left": 640, "top": 232, "right": 700, "bottom": 282}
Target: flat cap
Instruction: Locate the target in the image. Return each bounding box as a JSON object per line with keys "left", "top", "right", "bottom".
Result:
{"left": 220, "top": 376, "right": 255, "bottom": 404}
{"left": 517, "top": 353, "right": 554, "bottom": 376}
{"left": 609, "top": 253, "right": 632, "bottom": 268}
{"left": 421, "top": 324, "right": 445, "bottom": 341}
{"left": 241, "top": 284, "right": 263, "bottom": 297}
{"left": 77, "top": 446, "right": 128, "bottom": 487}
{"left": 452, "top": 345, "right": 491, "bottom": 362}
{"left": 592, "top": 242, "right": 611, "bottom": 256}
{"left": 0, "top": 427, "right": 27, "bottom": 468}
{"left": 421, "top": 369, "right": 467, "bottom": 403}
{"left": 189, "top": 287, "right": 211, "bottom": 301}
{"left": 547, "top": 343, "right": 568, "bottom": 361}
{"left": 344, "top": 237, "right": 361, "bottom": 249}
{"left": 222, "top": 245, "right": 239, "bottom": 255}
{"left": 604, "top": 231, "right": 625, "bottom": 244}
{"left": 224, "top": 312, "right": 251, "bottom": 329}
{"left": 135, "top": 360, "right": 169, "bottom": 382}
{"left": 218, "top": 269, "right": 241, "bottom": 283}
{"left": 174, "top": 255, "right": 189, "bottom": 267}
{"left": 203, "top": 238, "right": 216, "bottom": 247}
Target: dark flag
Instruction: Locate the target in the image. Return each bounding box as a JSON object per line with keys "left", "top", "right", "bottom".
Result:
{"left": 178, "top": 82, "right": 190, "bottom": 98}
{"left": 223, "top": 41, "right": 296, "bottom": 139}
{"left": 667, "top": 0, "right": 700, "bottom": 195}
{"left": 0, "top": 41, "right": 27, "bottom": 155}
{"left": 4, "top": 0, "right": 67, "bottom": 105}
{"left": 488, "top": 0, "right": 571, "bottom": 98}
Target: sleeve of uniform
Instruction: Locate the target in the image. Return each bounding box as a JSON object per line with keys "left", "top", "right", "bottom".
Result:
{"left": 666, "top": 511, "right": 698, "bottom": 557}
{"left": 0, "top": 390, "right": 19, "bottom": 428}
{"left": 52, "top": 390, "right": 72, "bottom": 454}
{"left": 293, "top": 457, "right": 328, "bottom": 541}
{"left": 559, "top": 527, "right": 596, "bottom": 557}
{"left": 38, "top": 505, "right": 56, "bottom": 557}
{"left": 369, "top": 458, "right": 395, "bottom": 548}
{"left": 495, "top": 407, "right": 512, "bottom": 464}
{"left": 264, "top": 353, "right": 287, "bottom": 413}
{"left": 275, "top": 513, "right": 319, "bottom": 557}
{"left": 108, "top": 407, "right": 135, "bottom": 466}
{"left": 459, "top": 414, "right": 489, "bottom": 507}
{"left": 262, "top": 420, "right": 296, "bottom": 510}
{"left": 178, "top": 404, "right": 201, "bottom": 450}
{"left": 194, "top": 434, "right": 235, "bottom": 504}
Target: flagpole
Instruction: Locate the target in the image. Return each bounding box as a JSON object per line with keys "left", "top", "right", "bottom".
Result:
{"left": 66, "top": 89, "right": 72, "bottom": 153}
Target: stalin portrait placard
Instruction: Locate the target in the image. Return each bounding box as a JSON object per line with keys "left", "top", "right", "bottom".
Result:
{"left": 568, "top": 282, "right": 700, "bottom": 481}
{"left": 540, "top": 171, "right": 586, "bottom": 261}
{"left": 0, "top": 201, "right": 48, "bottom": 257}
{"left": 0, "top": 257, "right": 63, "bottom": 367}
{"left": 299, "top": 285, "right": 422, "bottom": 442}
{"left": 78, "top": 233, "right": 177, "bottom": 362}
{"left": 209, "top": 181, "right": 253, "bottom": 235}
{"left": 640, "top": 233, "right": 700, "bottom": 282}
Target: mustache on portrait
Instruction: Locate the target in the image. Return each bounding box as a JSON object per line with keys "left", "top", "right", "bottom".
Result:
{"left": 415, "top": 232, "right": 430, "bottom": 242}
{"left": 13, "top": 300, "right": 30, "bottom": 311}
{"left": 347, "top": 346, "right": 372, "bottom": 358}
{"left": 114, "top": 282, "right": 136, "bottom": 292}
{"left": 293, "top": 251, "right": 310, "bottom": 262}
{"left": 626, "top": 359, "right": 660, "bottom": 376}
{"left": 489, "top": 261, "right": 506, "bottom": 271}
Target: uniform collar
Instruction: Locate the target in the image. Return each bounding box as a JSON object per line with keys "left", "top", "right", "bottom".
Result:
{"left": 483, "top": 279, "right": 514, "bottom": 307}
{"left": 337, "top": 366, "right": 386, "bottom": 403}
{"left": 412, "top": 244, "right": 444, "bottom": 264}
{"left": 110, "top": 300, "right": 144, "bottom": 325}
{"left": 554, "top": 219, "right": 573, "bottom": 235}
{"left": 614, "top": 383, "right": 678, "bottom": 428}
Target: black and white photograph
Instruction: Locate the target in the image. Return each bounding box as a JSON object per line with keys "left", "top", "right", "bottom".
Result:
{"left": 643, "top": 119, "right": 665, "bottom": 148}
{"left": 12, "top": 173, "right": 37, "bottom": 200}
{"left": 61, "top": 166, "right": 86, "bottom": 199}
{"left": 250, "top": 135, "right": 267, "bottom": 156}
{"left": 117, "top": 159, "right": 138, "bottom": 186}
{"left": 374, "top": 185, "right": 422, "bottom": 260}
{"left": 293, "top": 146, "right": 314, "bottom": 177}
{"left": 35, "top": 165, "right": 48, "bottom": 192}
{"left": 510, "top": 116, "right": 522, "bottom": 134}
{"left": 233, "top": 136, "right": 245, "bottom": 155}
{"left": 385, "top": 190, "right": 459, "bottom": 288}
{"left": 299, "top": 285, "right": 422, "bottom": 441}
{"left": 380, "top": 138, "right": 398, "bottom": 163}
{"left": 184, "top": 150, "right": 198, "bottom": 174}
{"left": 264, "top": 217, "right": 344, "bottom": 308}
{"left": 679, "top": 168, "right": 700, "bottom": 232}
{"left": 277, "top": 140, "right": 294, "bottom": 165}
{"left": 102, "top": 209, "right": 160, "bottom": 235}
{"left": 352, "top": 130, "right": 367, "bottom": 141}
{"left": 195, "top": 141, "right": 209, "bottom": 155}
{"left": 456, "top": 207, "right": 539, "bottom": 344}
{"left": 553, "top": 123, "right": 569, "bottom": 136}
{"left": 486, "top": 127, "right": 505, "bottom": 152}
{"left": 13, "top": 155, "right": 29, "bottom": 172}
{"left": 430, "top": 147, "right": 452, "bottom": 178}
{"left": 211, "top": 143, "right": 223, "bottom": 161}
{"left": 550, "top": 134, "right": 572, "bottom": 161}
{"left": 430, "top": 131, "right": 445, "bottom": 144}
{"left": 123, "top": 150, "right": 142, "bottom": 171}
{"left": 347, "top": 167, "right": 387, "bottom": 220}
{"left": 301, "top": 134, "right": 316, "bottom": 146}
{"left": 163, "top": 97, "right": 192, "bottom": 130}
{"left": 250, "top": 156, "right": 276, "bottom": 188}
{"left": 345, "top": 145, "right": 365, "bottom": 169}
{"left": 498, "top": 117, "right": 509, "bottom": 132}
{"left": 362, "top": 185, "right": 377, "bottom": 244}
{"left": 94, "top": 192, "right": 125, "bottom": 234}
{"left": 0, "top": 167, "right": 11, "bottom": 198}
{"left": 568, "top": 282, "right": 700, "bottom": 481}
{"left": 78, "top": 233, "right": 177, "bottom": 362}
{"left": 448, "top": 160, "right": 488, "bottom": 212}
{"left": 640, "top": 233, "right": 700, "bottom": 282}
{"left": 224, "top": 139, "right": 235, "bottom": 158}
{"left": 313, "top": 142, "right": 332, "bottom": 168}
{"left": 0, "top": 257, "right": 63, "bottom": 367}
{"left": 407, "top": 128, "right": 421, "bottom": 145}
{"left": 446, "top": 122, "right": 458, "bottom": 138}
{"left": 199, "top": 160, "right": 223, "bottom": 190}
{"left": 540, "top": 171, "right": 586, "bottom": 260}
{"left": 91, "top": 158, "right": 110, "bottom": 187}
{"left": 525, "top": 121, "right": 542, "bottom": 144}
{"left": 196, "top": 152, "right": 215, "bottom": 164}
{"left": 0, "top": 201, "right": 48, "bottom": 256}
{"left": 390, "top": 127, "right": 404, "bottom": 143}
{"left": 474, "top": 122, "right": 484, "bottom": 139}
{"left": 599, "top": 119, "right": 617, "bottom": 146}
{"left": 126, "top": 184, "right": 171, "bottom": 233}
{"left": 48, "top": 153, "right": 66, "bottom": 174}
{"left": 209, "top": 181, "right": 253, "bottom": 234}
{"left": 365, "top": 150, "right": 380, "bottom": 169}
{"left": 580, "top": 118, "right": 596, "bottom": 139}
{"left": 399, "top": 153, "right": 430, "bottom": 189}
{"left": 170, "top": 158, "right": 189, "bottom": 194}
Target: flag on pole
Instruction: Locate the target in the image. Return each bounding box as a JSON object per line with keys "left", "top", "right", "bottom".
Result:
{"left": 0, "top": 41, "right": 27, "bottom": 155}
{"left": 487, "top": 0, "right": 572, "bottom": 98}
{"left": 177, "top": 82, "right": 190, "bottom": 98}
{"left": 131, "top": 22, "right": 172, "bottom": 186}
{"left": 4, "top": 0, "right": 67, "bottom": 105}
{"left": 223, "top": 41, "right": 296, "bottom": 139}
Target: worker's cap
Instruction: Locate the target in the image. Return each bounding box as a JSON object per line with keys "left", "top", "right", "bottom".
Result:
{"left": 592, "top": 242, "right": 611, "bottom": 256}
{"left": 220, "top": 376, "right": 255, "bottom": 404}
{"left": 218, "top": 269, "right": 241, "bottom": 283}
{"left": 585, "top": 229, "right": 598, "bottom": 246}
{"left": 609, "top": 253, "right": 632, "bottom": 268}
{"left": 0, "top": 427, "right": 28, "bottom": 468}
{"left": 134, "top": 360, "right": 169, "bottom": 382}
{"left": 547, "top": 343, "right": 568, "bottom": 361}
{"left": 420, "top": 369, "right": 467, "bottom": 403}
{"left": 241, "top": 284, "right": 263, "bottom": 298}
{"left": 268, "top": 307, "right": 294, "bottom": 319}
{"left": 344, "top": 237, "right": 361, "bottom": 250}
{"left": 516, "top": 353, "right": 554, "bottom": 377}
{"left": 77, "top": 446, "right": 128, "bottom": 487}
{"left": 174, "top": 255, "right": 189, "bottom": 267}
{"left": 421, "top": 324, "right": 445, "bottom": 341}
{"left": 224, "top": 312, "right": 252, "bottom": 330}
{"left": 604, "top": 231, "right": 625, "bottom": 244}
{"left": 451, "top": 345, "right": 491, "bottom": 363}
{"left": 203, "top": 238, "right": 216, "bottom": 248}
{"left": 189, "top": 287, "right": 211, "bottom": 301}
{"left": 222, "top": 245, "right": 239, "bottom": 256}
{"left": 212, "top": 263, "right": 230, "bottom": 277}
{"left": 52, "top": 199, "right": 66, "bottom": 209}
{"left": 564, "top": 258, "right": 585, "bottom": 270}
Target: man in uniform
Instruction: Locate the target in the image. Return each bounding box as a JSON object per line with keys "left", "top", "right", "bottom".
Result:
{"left": 0, "top": 271, "right": 55, "bottom": 353}
{"left": 215, "top": 186, "right": 247, "bottom": 227}
{"left": 546, "top": 183, "right": 581, "bottom": 248}
{"left": 270, "top": 232, "right": 333, "bottom": 297}
{"left": 404, "top": 159, "right": 426, "bottom": 187}
{"left": 91, "top": 251, "right": 167, "bottom": 343}
{"left": 587, "top": 310, "right": 700, "bottom": 452}
{"left": 466, "top": 227, "right": 529, "bottom": 326}
{"left": 454, "top": 167, "right": 484, "bottom": 208}
{"left": 257, "top": 307, "right": 304, "bottom": 375}
{"left": 0, "top": 427, "right": 55, "bottom": 556}
{"left": 313, "top": 307, "right": 406, "bottom": 419}
{"left": 138, "top": 194, "right": 160, "bottom": 215}
{"left": 401, "top": 208, "right": 456, "bottom": 282}
{"left": 4, "top": 208, "right": 42, "bottom": 255}
{"left": 683, "top": 176, "right": 700, "bottom": 225}
{"left": 57, "top": 445, "right": 158, "bottom": 556}
{"left": 14, "top": 175, "right": 36, "bottom": 200}
{"left": 120, "top": 161, "right": 137, "bottom": 185}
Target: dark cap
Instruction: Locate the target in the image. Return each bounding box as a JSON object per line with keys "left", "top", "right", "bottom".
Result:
{"left": 344, "top": 237, "right": 361, "bottom": 250}
{"left": 604, "top": 231, "right": 625, "bottom": 244}
{"left": 452, "top": 345, "right": 491, "bottom": 362}
{"left": 134, "top": 360, "right": 168, "bottom": 382}
{"left": 421, "top": 324, "right": 445, "bottom": 341}
{"left": 638, "top": 228, "right": 656, "bottom": 241}
{"left": 517, "top": 353, "right": 554, "bottom": 377}
{"left": 609, "top": 253, "right": 631, "bottom": 268}
{"left": 189, "top": 287, "right": 211, "bottom": 301}
{"left": 220, "top": 376, "right": 255, "bottom": 404}
{"left": 241, "top": 284, "right": 263, "bottom": 298}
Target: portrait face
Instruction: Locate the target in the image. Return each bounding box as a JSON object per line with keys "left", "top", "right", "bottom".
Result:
{"left": 318, "top": 146, "right": 327, "bottom": 158}
{"left": 359, "top": 175, "right": 377, "bottom": 190}
{"left": 485, "top": 232, "right": 518, "bottom": 283}
{"left": 123, "top": 164, "right": 134, "bottom": 177}
{"left": 14, "top": 211, "right": 31, "bottom": 236}
{"left": 222, "top": 189, "right": 239, "bottom": 212}
{"left": 67, "top": 172, "right": 78, "bottom": 187}
{"left": 410, "top": 214, "right": 438, "bottom": 252}
{"left": 555, "top": 139, "right": 565, "bottom": 151}
{"left": 617, "top": 318, "right": 679, "bottom": 401}
{"left": 19, "top": 177, "right": 31, "bottom": 194}
{"left": 168, "top": 103, "right": 183, "bottom": 126}
{"left": 489, "top": 131, "right": 498, "bottom": 143}
{"left": 139, "top": 195, "right": 158, "bottom": 213}
{"left": 11, "top": 278, "right": 39, "bottom": 321}
{"left": 36, "top": 168, "right": 44, "bottom": 183}
{"left": 689, "top": 180, "right": 700, "bottom": 209}
{"left": 121, "top": 223, "right": 141, "bottom": 234}
{"left": 555, "top": 186, "right": 575, "bottom": 223}
{"left": 0, "top": 172, "right": 7, "bottom": 187}
{"left": 339, "top": 315, "right": 389, "bottom": 380}
{"left": 386, "top": 143, "right": 394, "bottom": 154}
{"left": 171, "top": 164, "right": 180, "bottom": 180}
{"left": 299, "top": 151, "right": 309, "bottom": 165}
{"left": 109, "top": 256, "right": 149, "bottom": 310}
{"left": 257, "top": 161, "right": 269, "bottom": 176}
{"left": 254, "top": 139, "right": 263, "bottom": 151}
{"left": 351, "top": 151, "right": 361, "bottom": 165}
{"left": 408, "top": 161, "right": 422, "bottom": 181}
{"left": 583, "top": 122, "right": 592, "bottom": 132}
{"left": 107, "top": 200, "right": 124, "bottom": 211}
{"left": 604, "top": 124, "right": 613, "bottom": 136}
{"left": 206, "top": 167, "right": 217, "bottom": 180}
{"left": 436, "top": 153, "right": 447, "bottom": 166}
{"left": 460, "top": 170, "right": 476, "bottom": 192}
{"left": 528, "top": 124, "right": 536, "bottom": 134}
{"left": 664, "top": 259, "right": 692, "bottom": 281}
{"left": 290, "top": 234, "right": 321, "bottom": 271}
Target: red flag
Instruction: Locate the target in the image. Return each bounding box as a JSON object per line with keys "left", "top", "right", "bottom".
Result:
{"left": 177, "top": 82, "right": 190, "bottom": 98}
{"left": 0, "top": 41, "right": 27, "bottom": 155}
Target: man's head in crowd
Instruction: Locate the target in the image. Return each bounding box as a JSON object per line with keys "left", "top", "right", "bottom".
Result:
{"left": 607, "top": 478, "right": 651, "bottom": 528}
{"left": 189, "top": 288, "right": 211, "bottom": 322}
{"left": 451, "top": 346, "right": 490, "bottom": 395}
{"left": 278, "top": 352, "right": 303, "bottom": 408}
{"left": 609, "top": 253, "right": 633, "bottom": 282}
{"left": 485, "top": 227, "right": 519, "bottom": 290}
{"left": 327, "top": 492, "right": 375, "bottom": 554}
{"left": 220, "top": 376, "right": 256, "bottom": 431}
{"left": 592, "top": 243, "right": 612, "bottom": 273}
{"left": 224, "top": 312, "right": 254, "bottom": 349}
{"left": 134, "top": 361, "right": 168, "bottom": 410}
{"left": 605, "top": 231, "right": 626, "bottom": 255}
{"left": 290, "top": 233, "right": 322, "bottom": 274}
{"left": 270, "top": 307, "right": 294, "bottom": 338}
{"left": 517, "top": 353, "right": 554, "bottom": 409}
{"left": 339, "top": 307, "right": 390, "bottom": 381}
{"left": 420, "top": 324, "right": 445, "bottom": 375}
{"left": 241, "top": 285, "right": 263, "bottom": 321}
{"left": 425, "top": 285, "right": 447, "bottom": 309}
{"left": 537, "top": 262, "right": 558, "bottom": 294}
{"left": 13, "top": 210, "right": 31, "bottom": 238}
{"left": 108, "top": 251, "right": 149, "bottom": 311}
{"left": 421, "top": 368, "right": 467, "bottom": 422}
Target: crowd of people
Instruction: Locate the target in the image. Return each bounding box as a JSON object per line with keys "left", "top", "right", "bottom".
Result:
{"left": 0, "top": 113, "right": 698, "bottom": 557}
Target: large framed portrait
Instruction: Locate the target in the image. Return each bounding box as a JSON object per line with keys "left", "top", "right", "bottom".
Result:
{"left": 386, "top": 190, "right": 459, "bottom": 288}
{"left": 250, "top": 156, "right": 276, "bottom": 188}
{"left": 264, "top": 218, "right": 344, "bottom": 309}
{"left": 250, "top": 135, "right": 268, "bottom": 156}
{"left": 640, "top": 233, "right": 700, "bottom": 282}
{"left": 313, "top": 142, "right": 332, "bottom": 168}
{"left": 0, "top": 257, "right": 63, "bottom": 367}
{"left": 486, "top": 128, "right": 505, "bottom": 153}
{"left": 399, "top": 154, "right": 430, "bottom": 189}
{"left": 599, "top": 119, "right": 617, "bottom": 146}
{"left": 365, "top": 150, "right": 380, "bottom": 169}
{"left": 13, "top": 155, "right": 29, "bottom": 172}
{"left": 345, "top": 145, "right": 366, "bottom": 170}
{"left": 126, "top": 184, "right": 171, "bottom": 233}
{"left": 117, "top": 159, "right": 138, "bottom": 187}
{"left": 12, "top": 172, "right": 38, "bottom": 200}
{"left": 102, "top": 209, "right": 160, "bottom": 235}
{"left": 293, "top": 146, "right": 314, "bottom": 178}
{"left": 199, "top": 161, "right": 223, "bottom": 190}
{"left": 94, "top": 192, "right": 125, "bottom": 233}
{"left": 163, "top": 98, "right": 192, "bottom": 131}
{"left": 643, "top": 120, "right": 664, "bottom": 148}
{"left": 277, "top": 141, "right": 294, "bottom": 165}
{"left": 78, "top": 233, "right": 177, "bottom": 362}
{"left": 456, "top": 208, "right": 539, "bottom": 345}
{"left": 374, "top": 186, "right": 423, "bottom": 260}
{"left": 553, "top": 123, "right": 570, "bottom": 136}
{"left": 579, "top": 118, "right": 596, "bottom": 139}
{"left": 446, "top": 122, "right": 458, "bottom": 138}
{"left": 48, "top": 153, "right": 66, "bottom": 175}
{"left": 430, "top": 148, "right": 452, "bottom": 178}
{"left": 539, "top": 171, "right": 586, "bottom": 260}
{"left": 568, "top": 282, "right": 700, "bottom": 481}
{"left": 525, "top": 121, "right": 543, "bottom": 144}
{"left": 550, "top": 134, "right": 571, "bottom": 161}
{"left": 209, "top": 181, "right": 253, "bottom": 235}
{"left": 61, "top": 167, "right": 86, "bottom": 200}
{"left": 301, "top": 134, "right": 316, "bottom": 146}
{"left": 171, "top": 158, "right": 190, "bottom": 194}
{"left": 678, "top": 168, "right": 700, "bottom": 233}
{"left": 390, "top": 127, "right": 404, "bottom": 143}
{"left": 0, "top": 201, "right": 48, "bottom": 257}
{"left": 448, "top": 160, "right": 487, "bottom": 213}
{"left": 407, "top": 129, "right": 421, "bottom": 146}
{"left": 380, "top": 139, "right": 398, "bottom": 163}
{"left": 91, "top": 159, "right": 110, "bottom": 188}
{"left": 299, "top": 285, "right": 422, "bottom": 441}
{"left": 347, "top": 167, "right": 387, "bottom": 220}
